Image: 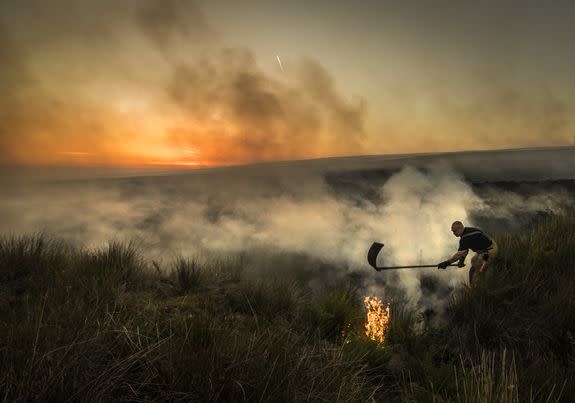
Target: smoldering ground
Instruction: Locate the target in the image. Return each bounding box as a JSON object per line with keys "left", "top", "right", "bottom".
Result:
{"left": 2, "top": 152, "right": 574, "bottom": 313}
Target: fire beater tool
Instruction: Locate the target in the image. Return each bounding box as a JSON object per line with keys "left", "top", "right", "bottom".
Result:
{"left": 367, "top": 242, "right": 465, "bottom": 271}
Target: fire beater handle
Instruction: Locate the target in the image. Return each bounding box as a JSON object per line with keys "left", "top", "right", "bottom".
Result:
{"left": 367, "top": 242, "right": 466, "bottom": 271}
{"left": 374, "top": 263, "right": 464, "bottom": 271}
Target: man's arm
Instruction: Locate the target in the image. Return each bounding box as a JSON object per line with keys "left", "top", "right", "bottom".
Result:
{"left": 447, "top": 249, "right": 468, "bottom": 264}
{"left": 437, "top": 250, "right": 468, "bottom": 269}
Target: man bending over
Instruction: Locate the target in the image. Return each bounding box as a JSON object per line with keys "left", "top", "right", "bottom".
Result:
{"left": 437, "top": 221, "right": 498, "bottom": 285}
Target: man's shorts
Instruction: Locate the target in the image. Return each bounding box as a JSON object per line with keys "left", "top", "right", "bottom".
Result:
{"left": 469, "top": 241, "right": 498, "bottom": 284}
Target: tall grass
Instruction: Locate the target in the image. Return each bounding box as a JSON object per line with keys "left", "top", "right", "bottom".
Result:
{"left": 0, "top": 234, "right": 385, "bottom": 402}
{"left": 454, "top": 350, "right": 520, "bottom": 403}
{"left": 1, "top": 210, "right": 575, "bottom": 401}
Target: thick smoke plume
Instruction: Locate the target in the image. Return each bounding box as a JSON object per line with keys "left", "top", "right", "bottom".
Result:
{"left": 162, "top": 52, "right": 366, "bottom": 164}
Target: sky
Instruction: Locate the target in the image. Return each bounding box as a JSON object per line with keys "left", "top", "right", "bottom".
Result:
{"left": 1, "top": 0, "right": 574, "bottom": 168}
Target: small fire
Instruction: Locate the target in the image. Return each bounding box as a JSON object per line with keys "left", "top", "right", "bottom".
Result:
{"left": 364, "top": 296, "right": 390, "bottom": 344}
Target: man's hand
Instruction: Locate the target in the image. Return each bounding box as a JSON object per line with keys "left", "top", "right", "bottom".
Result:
{"left": 457, "top": 257, "right": 466, "bottom": 268}
{"left": 437, "top": 260, "right": 450, "bottom": 269}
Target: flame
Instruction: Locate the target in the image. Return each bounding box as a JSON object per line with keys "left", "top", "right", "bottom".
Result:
{"left": 364, "top": 296, "right": 390, "bottom": 344}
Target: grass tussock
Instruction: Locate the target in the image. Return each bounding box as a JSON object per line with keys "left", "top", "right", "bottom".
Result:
{"left": 173, "top": 257, "right": 203, "bottom": 292}
{"left": 1, "top": 210, "right": 575, "bottom": 401}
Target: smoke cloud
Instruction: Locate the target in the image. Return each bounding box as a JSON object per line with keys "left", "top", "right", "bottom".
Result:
{"left": 163, "top": 52, "right": 366, "bottom": 164}
{"left": 0, "top": 0, "right": 366, "bottom": 166}
{"left": 136, "top": 0, "right": 215, "bottom": 55}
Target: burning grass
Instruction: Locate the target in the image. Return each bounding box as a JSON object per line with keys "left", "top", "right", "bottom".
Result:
{"left": 364, "top": 296, "right": 390, "bottom": 344}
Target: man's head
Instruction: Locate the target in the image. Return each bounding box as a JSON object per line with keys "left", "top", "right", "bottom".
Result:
{"left": 451, "top": 221, "right": 465, "bottom": 237}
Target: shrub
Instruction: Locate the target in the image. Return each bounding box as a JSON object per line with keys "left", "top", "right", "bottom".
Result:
{"left": 300, "top": 288, "right": 363, "bottom": 341}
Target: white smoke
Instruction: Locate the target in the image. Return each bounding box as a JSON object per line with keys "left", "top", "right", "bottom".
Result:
{"left": 0, "top": 161, "right": 570, "bottom": 310}
{"left": 363, "top": 164, "right": 483, "bottom": 303}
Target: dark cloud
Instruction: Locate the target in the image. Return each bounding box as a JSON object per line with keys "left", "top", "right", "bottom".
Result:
{"left": 133, "top": 0, "right": 367, "bottom": 163}
{"left": 232, "top": 71, "right": 284, "bottom": 122}
{"left": 136, "top": 0, "right": 215, "bottom": 56}
{"left": 297, "top": 58, "right": 366, "bottom": 145}
{"left": 161, "top": 46, "right": 366, "bottom": 164}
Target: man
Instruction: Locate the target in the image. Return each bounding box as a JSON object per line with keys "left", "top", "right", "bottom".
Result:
{"left": 437, "top": 221, "right": 498, "bottom": 285}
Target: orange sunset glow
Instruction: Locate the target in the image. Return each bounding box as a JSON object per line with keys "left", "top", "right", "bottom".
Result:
{"left": 1, "top": 1, "right": 574, "bottom": 168}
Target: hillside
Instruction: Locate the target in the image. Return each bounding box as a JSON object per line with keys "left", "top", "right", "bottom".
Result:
{"left": 1, "top": 210, "right": 574, "bottom": 402}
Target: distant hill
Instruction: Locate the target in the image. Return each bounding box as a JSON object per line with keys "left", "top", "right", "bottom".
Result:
{"left": 2, "top": 146, "right": 574, "bottom": 184}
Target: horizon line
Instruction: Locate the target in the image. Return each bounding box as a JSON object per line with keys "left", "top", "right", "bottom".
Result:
{"left": 1, "top": 144, "right": 574, "bottom": 173}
